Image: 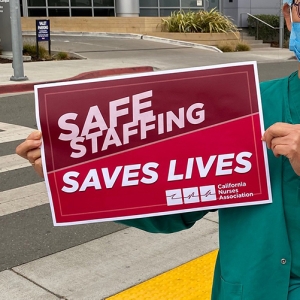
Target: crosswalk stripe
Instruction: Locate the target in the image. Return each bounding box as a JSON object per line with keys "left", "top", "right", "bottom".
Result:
{"left": 0, "top": 154, "right": 31, "bottom": 173}
{"left": 0, "top": 122, "right": 34, "bottom": 143}
{"left": 0, "top": 182, "right": 48, "bottom": 216}
{"left": 0, "top": 122, "right": 49, "bottom": 217}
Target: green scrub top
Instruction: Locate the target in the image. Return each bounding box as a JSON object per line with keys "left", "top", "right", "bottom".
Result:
{"left": 118, "top": 71, "right": 300, "bottom": 299}
{"left": 282, "top": 71, "right": 300, "bottom": 278}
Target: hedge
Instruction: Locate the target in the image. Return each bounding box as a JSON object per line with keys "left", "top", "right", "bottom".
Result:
{"left": 247, "top": 14, "right": 290, "bottom": 44}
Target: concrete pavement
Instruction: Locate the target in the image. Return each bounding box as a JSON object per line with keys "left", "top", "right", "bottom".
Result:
{"left": 0, "top": 34, "right": 298, "bottom": 299}
{"left": 0, "top": 33, "right": 296, "bottom": 94}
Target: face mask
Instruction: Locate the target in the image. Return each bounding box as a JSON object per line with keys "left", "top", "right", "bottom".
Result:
{"left": 289, "top": 7, "right": 300, "bottom": 62}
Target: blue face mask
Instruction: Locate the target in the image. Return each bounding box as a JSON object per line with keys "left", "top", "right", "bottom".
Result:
{"left": 289, "top": 8, "right": 300, "bottom": 62}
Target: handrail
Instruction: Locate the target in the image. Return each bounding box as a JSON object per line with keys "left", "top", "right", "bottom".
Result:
{"left": 246, "top": 13, "right": 280, "bottom": 30}
{"left": 240, "top": 12, "right": 280, "bottom": 41}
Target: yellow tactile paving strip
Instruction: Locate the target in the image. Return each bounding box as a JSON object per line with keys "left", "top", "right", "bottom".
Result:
{"left": 107, "top": 249, "right": 218, "bottom": 300}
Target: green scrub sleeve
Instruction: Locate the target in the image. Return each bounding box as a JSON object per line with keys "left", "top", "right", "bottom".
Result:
{"left": 116, "top": 210, "right": 209, "bottom": 233}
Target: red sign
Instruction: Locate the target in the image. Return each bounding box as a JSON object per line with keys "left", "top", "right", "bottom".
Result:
{"left": 35, "top": 62, "right": 272, "bottom": 226}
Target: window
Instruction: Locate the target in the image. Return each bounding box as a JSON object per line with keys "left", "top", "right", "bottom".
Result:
{"left": 27, "top": 0, "right": 46, "bottom": 7}
{"left": 93, "top": 0, "right": 114, "bottom": 6}
{"left": 160, "top": 8, "right": 178, "bottom": 15}
{"left": 160, "top": 0, "right": 179, "bottom": 7}
{"left": 181, "top": 0, "right": 198, "bottom": 7}
{"left": 49, "top": 8, "right": 70, "bottom": 15}
{"left": 140, "top": 8, "right": 158, "bottom": 16}
{"left": 48, "top": 0, "right": 69, "bottom": 6}
{"left": 139, "top": 0, "right": 158, "bottom": 7}
{"left": 28, "top": 8, "right": 46, "bottom": 15}
{"left": 71, "top": 0, "right": 91, "bottom": 7}
{"left": 94, "top": 8, "right": 115, "bottom": 15}
{"left": 71, "top": 8, "right": 92, "bottom": 15}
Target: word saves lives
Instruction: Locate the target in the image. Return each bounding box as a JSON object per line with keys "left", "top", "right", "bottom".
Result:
{"left": 62, "top": 152, "right": 252, "bottom": 193}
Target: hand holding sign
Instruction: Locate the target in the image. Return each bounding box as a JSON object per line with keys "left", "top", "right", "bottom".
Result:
{"left": 16, "top": 130, "right": 44, "bottom": 177}
{"left": 263, "top": 122, "right": 300, "bottom": 175}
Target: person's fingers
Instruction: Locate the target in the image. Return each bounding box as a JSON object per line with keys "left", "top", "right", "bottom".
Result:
{"left": 16, "top": 139, "right": 42, "bottom": 159}
{"left": 270, "top": 132, "right": 300, "bottom": 153}
{"left": 270, "top": 143, "right": 288, "bottom": 158}
{"left": 32, "top": 157, "right": 44, "bottom": 178}
{"left": 27, "top": 148, "right": 42, "bottom": 165}
{"left": 26, "top": 130, "right": 42, "bottom": 140}
{"left": 15, "top": 131, "right": 44, "bottom": 178}
{"left": 16, "top": 131, "right": 42, "bottom": 159}
{"left": 271, "top": 143, "right": 300, "bottom": 175}
{"left": 262, "top": 123, "right": 300, "bottom": 175}
{"left": 262, "top": 123, "right": 300, "bottom": 149}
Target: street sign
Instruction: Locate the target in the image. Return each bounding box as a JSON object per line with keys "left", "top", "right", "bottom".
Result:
{"left": 36, "top": 19, "right": 50, "bottom": 42}
{"left": 35, "top": 19, "right": 51, "bottom": 58}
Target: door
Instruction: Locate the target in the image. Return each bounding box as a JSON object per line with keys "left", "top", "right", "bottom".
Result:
{"left": 205, "top": 0, "right": 219, "bottom": 11}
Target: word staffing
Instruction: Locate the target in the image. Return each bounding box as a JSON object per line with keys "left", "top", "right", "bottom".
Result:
{"left": 57, "top": 90, "right": 205, "bottom": 158}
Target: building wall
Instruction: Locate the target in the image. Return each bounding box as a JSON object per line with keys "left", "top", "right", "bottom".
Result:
{"left": 222, "top": 0, "right": 282, "bottom": 27}
{"left": 21, "top": 16, "right": 240, "bottom": 46}
{"left": 22, "top": 16, "right": 163, "bottom": 33}
{"left": 22, "top": 0, "right": 209, "bottom": 17}
{"left": 21, "top": 0, "right": 282, "bottom": 27}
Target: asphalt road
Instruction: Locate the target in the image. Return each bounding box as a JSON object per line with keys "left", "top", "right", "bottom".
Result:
{"left": 24, "top": 34, "right": 298, "bottom": 80}
{"left": 0, "top": 35, "right": 298, "bottom": 271}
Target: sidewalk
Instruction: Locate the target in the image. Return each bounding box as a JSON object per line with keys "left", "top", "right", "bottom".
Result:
{"left": 0, "top": 35, "right": 296, "bottom": 300}
{"left": 0, "top": 34, "right": 295, "bottom": 95}
{"left": 1, "top": 212, "right": 219, "bottom": 300}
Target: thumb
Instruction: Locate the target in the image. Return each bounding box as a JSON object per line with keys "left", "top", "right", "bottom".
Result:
{"left": 27, "top": 130, "right": 42, "bottom": 140}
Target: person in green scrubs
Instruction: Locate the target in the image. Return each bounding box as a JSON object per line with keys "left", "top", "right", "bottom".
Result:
{"left": 16, "top": 1, "right": 300, "bottom": 299}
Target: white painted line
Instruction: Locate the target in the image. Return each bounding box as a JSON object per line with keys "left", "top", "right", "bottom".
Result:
{"left": 0, "top": 154, "right": 30, "bottom": 173}
{"left": 0, "top": 122, "right": 34, "bottom": 143}
{"left": 0, "top": 182, "right": 48, "bottom": 216}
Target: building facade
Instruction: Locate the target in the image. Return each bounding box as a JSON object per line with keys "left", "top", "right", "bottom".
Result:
{"left": 21, "top": 0, "right": 220, "bottom": 18}
{"left": 20, "top": 0, "right": 282, "bottom": 27}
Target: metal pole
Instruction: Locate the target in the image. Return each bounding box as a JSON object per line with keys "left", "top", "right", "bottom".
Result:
{"left": 0, "top": 0, "right": 13, "bottom": 57}
{"left": 9, "top": 0, "right": 28, "bottom": 81}
{"left": 115, "top": 0, "right": 139, "bottom": 17}
{"left": 279, "top": 0, "right": 284, "bottom": 48}
{"left": 218, "top": 0, "right": 222, "bottom": 13}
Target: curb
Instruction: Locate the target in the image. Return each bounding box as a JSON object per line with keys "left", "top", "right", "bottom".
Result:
{"left": 142, "top": 35, "right": 222, "bottom": 53}
{"left": 0, "top": 66, "right": 154, "bottom": 95}
{"left": 22, "top": 31, "right": 222, "bottom": 53}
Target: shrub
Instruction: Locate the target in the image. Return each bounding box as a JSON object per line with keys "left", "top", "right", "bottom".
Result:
{"left": 217, "top": 41, "right": 251, "bottom": 52}
{"left": 23, "top": 43, "right": 49, "bottom": 59}
{"left": 283, "top": 39, "right": 290, "bottom": 48}
{"left": 235, "top": 41, "right": 251, "bottom": 51}
{"left": 161, "top": 11, "right": 199, "bottom": 33}
{"left": 196, "top": 8, "right": 237, "bottom": 34}
{"left": 247, "top": 14, "right": 289, "bottom": 44}
{"left": 55, "top": 51, "right": 69, "bottom": 60}
{"left": 217, "top": 42, "right": 235, "bottom": 52}
{"left": 161, "top": 8, "right": 238, "bottom": 34}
